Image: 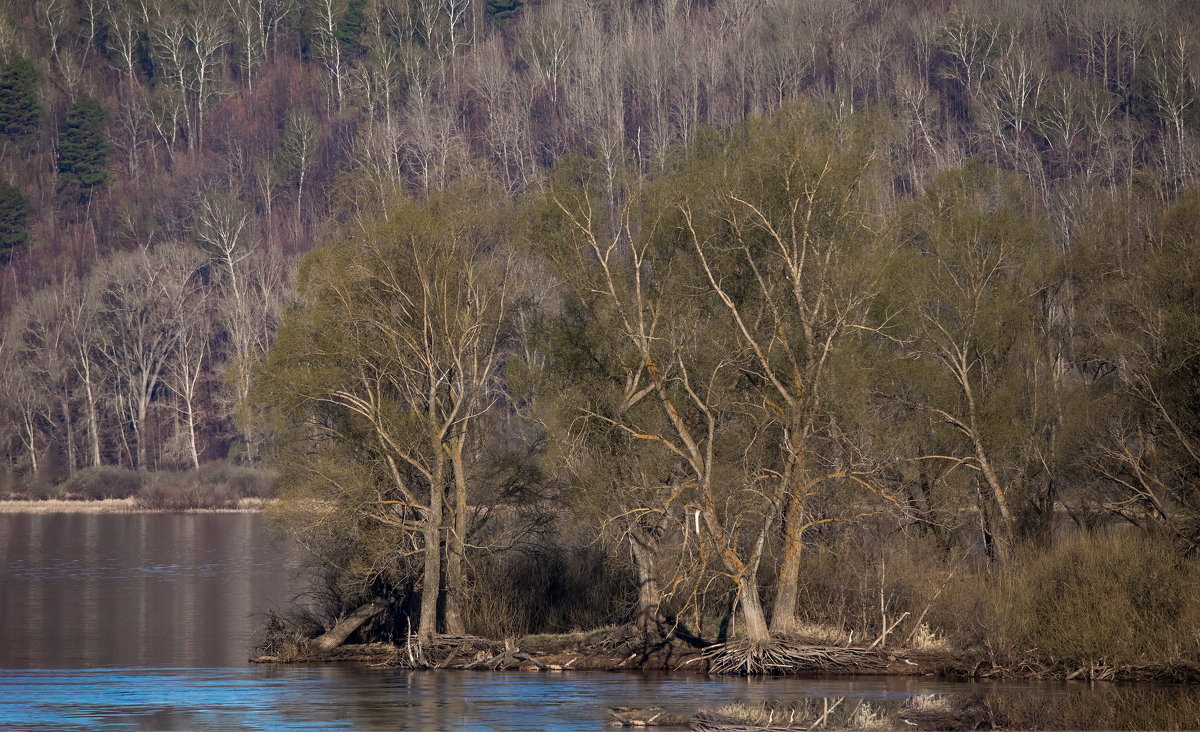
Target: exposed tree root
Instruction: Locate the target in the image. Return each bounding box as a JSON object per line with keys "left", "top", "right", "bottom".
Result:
{"left": 700, "top": 640, "right": 886, "bottom": 675}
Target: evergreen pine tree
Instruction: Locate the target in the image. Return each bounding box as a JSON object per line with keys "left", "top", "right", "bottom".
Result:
{"left": 337, "top": 0, "right": 368, "bottom": 59}
{"left": 0, "top": 181, "right": 31, "bottom": 261}
{"left": 486, "top": 0, "right": 524, "bottom": 24}
{"left": 57, "top": 95, "right": 112, "bottom": 198}
{"left": 0, "top": 55, "right": 40, "bottom": 142}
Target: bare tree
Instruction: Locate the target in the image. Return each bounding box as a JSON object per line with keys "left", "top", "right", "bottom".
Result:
{"left": 541, "top": 166, "right": 780, "bottom": 645}
{"left": 276, "top": 109, "right": 320, "bottom": 231}
{"left": 681, "top": 115, "right": 902, "bottom": 635}
{"left": 257, "top": 189, "right": 515, "bottom": 641}
{"left": 94, "top": 247, "right": 198, "bottom": 470}
{"left": 186, "top": 3, "right": 232, "bottom": 150}
{"left": 162, "top": 254, "right": 210, "bottom": 469}
{"left": 60, "top": 276, "right": 105, "bottom": 469}
{"left": 311, "top": 0, "right": 347, "bottom": 109}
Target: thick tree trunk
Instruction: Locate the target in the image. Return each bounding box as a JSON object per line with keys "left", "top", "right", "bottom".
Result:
{"left": 419, "top": 457, "right": 445, "bottom": 643}
{"left": 629, "top": 531, "right": 663, "bottom": 633}
{"left": 771, "top": 433, "right": 809, "bottom": 635}
{"left": 770, "top": 494, "right": 804, "bottom": 636}
{"left": 738, "top": 577, "right": 772, "bottom": 647}
{"left": 313, "top": 597, "right": 387, "bottom": 651}
{"left": 443, "top": 437, "right": 468, "bottom": 636}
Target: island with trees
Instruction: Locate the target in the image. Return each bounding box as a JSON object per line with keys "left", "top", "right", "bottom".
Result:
{"left": 0, "top": 0, "right": 1197, "bottom": 691}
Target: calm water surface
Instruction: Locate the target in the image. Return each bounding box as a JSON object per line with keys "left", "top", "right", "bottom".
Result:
{"left": 2, "top": 513, "right": 1196, "bottom": 730}
{"left": 1, "top": 513, "right": 294, "bottom": 668}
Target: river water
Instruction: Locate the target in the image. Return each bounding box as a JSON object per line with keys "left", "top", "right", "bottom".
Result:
{"left": 1, "top": 513, "right": 1196, "bottom": 730}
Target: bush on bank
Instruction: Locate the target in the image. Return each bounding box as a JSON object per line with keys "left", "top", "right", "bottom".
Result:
{"left": 2, "top": 461, "right": 277, "bottom": 507}
{"left": 276, "top": 516, "right": 1200, "bottom": 678}
{"left": 782, "top": 529, "right": 1200, "bottom": 675}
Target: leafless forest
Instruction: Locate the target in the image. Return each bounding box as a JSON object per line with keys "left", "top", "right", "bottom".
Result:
{"left": 1, "top": 0, "right": 1198, "bottom": 672}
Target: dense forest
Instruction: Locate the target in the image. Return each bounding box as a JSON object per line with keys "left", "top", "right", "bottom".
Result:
{"left": 1, "top": 0, "right": 1198, "bottom": 672}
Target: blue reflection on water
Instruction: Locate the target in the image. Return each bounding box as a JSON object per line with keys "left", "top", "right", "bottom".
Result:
{"left": 0, "top": 665, "right": 1085, "bottom": 731}
{"left": 1, "top": 667, "right": 711, "bottom": 731}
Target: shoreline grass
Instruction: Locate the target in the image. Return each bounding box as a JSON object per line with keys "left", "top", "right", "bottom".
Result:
{"left": 0, "top": 497, "right": 269, "bottom": 513}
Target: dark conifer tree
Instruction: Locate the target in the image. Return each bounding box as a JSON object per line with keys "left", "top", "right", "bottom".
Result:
{"left": 0, "top": 55, "right": 40, "bottom": 143}
{"left": 337, "top": 0, "right": 368, "bottom": 59}
{"left": 57, "top": 95, "right": 112, "bottom": 199}
{"left": 486, "top": 0, "right": 524, "bottom": 24}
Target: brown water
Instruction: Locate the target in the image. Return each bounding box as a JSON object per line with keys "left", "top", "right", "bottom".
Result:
{"left": 1, "top": 513, "right": 1197, "bottom": 730}
{"left": 0, "top": 512, "right": 295, "bottom": 669}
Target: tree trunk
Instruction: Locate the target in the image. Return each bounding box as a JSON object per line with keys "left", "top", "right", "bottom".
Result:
{"left": 443, "top": 437, "right": 468, "bottom": 636}
{"left": 771, "top": 432, "right": 808, "bottom": 635}
{"left": 738, "top": 576, "right": 772, "bottom": 647}
{"left": 134, "top": 392, "right": 149, "bottom": 470}
{"left": 82, "top": 361, "right": 101, "bottom": 468}
{"left": 419, "top": 454, "right": 445, "bottom": 642}
{"left": 313, "top": 597, "right": 387, "bottom": 651}
{"left": 23, "top": 412, "right": 38, "bottom": 474}
{"left": 973, "top": 437, "right": 1014, "bottom": 560}
{"left": 964, "top": 375, "right": 1015, "bottom": 559}
{"left": 770, "top": 494, "right": 804, "bottom": 635}
{"left": 629, "top": 531, "right": 663, "bottom": 633}
{"left": 295, "top": 169, "right": 305, "bottom": 233}
{"left": 184, "top": 400, "right": 200, "bottom": 470}
{"left": 61, "top": 397, "right": 76, "bottom": 474}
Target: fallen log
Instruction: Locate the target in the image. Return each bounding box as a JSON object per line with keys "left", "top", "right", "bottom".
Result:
{"left": 312, "top": 598, "right": 388, "bottom": 652}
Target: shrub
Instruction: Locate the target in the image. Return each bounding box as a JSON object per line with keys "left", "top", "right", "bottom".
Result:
{"left": 58, "top": 465, "right": 145, "bottom": 500}
{"left": 781, "top": 525, "right": 1200, "bottom": 671}
{"left": 997, "top": 531, "right": 1200, "bottom": 668}
{"left": 136, "top": 474, "right": 238, "bottom": 510}
{"left": 23, "top": 477, "right": 65, "bottom": 500}
{"left": 926, "top": 530, "right": 1200, "bottom": 669}
{"left": 193, "top": 460, "right": 278, "bottom": 498}
{"left": 466, "top": 546, "right": 635, "bottom": 638}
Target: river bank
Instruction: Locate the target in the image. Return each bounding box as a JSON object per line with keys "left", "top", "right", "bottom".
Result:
{"left": 250, "top": 631, "right": 1200, "bottom": 729}
{"left": 250, "top": 625, "right": 1200, "bottom": 684}
{"left": 0, "top": 497, "right": 268, "bottom": 513}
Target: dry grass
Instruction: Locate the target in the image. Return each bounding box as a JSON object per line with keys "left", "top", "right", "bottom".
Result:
{"left": 791, "top": 622, "right": 854, "bottom": 645}
{"left": 849, "top": 701, "right": 891, "bottom": 730}
{"left": 708, "top": 698, "right": 895, "bottom": 730}
{"left": 907, "top": 622, "right": 949, "bottom": 651}
{"left": 0, "top": 498, "right": 142, "bottom": 513}
{"left": 0, "top": 497, "right": 268, "bottom": 513}
{"left": 903, "top": 693, "right": 950, "bottom": 712}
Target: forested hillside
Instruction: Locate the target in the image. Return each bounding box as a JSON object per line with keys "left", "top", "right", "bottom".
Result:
{"left": 1, "top": 0, "right": 1196, "bottom": 480}
{"left": 1, "top": 0, "right": 1199, "bottom": 669}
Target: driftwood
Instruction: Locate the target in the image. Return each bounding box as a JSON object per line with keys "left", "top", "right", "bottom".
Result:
{"left": 312, "top": 598, "right": 388, "bottom": 652}
{"left": 700, "top": 640, "right": 886, "bottom": 675}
